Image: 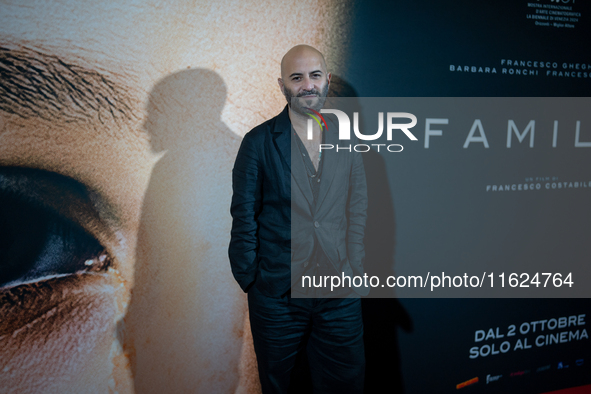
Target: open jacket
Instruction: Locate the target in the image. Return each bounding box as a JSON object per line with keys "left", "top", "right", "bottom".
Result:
{"left": 229, "top": 105, "right": 368, "bottom": 297}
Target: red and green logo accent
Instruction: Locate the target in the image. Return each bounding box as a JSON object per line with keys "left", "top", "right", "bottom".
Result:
{"left": 306, "top": 107, "right": 328, "bottom": 131}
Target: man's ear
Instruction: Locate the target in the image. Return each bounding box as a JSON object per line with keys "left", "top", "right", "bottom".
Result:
{"left": 327, "top": 72, "right": 332, "bottom": 86}
{"left": 277, "top": 77, "right": 284, "bottom": 92}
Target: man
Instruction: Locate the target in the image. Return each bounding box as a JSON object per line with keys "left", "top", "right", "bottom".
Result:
{"left": 229, "top": 45, "right": 368, "bottom": 393}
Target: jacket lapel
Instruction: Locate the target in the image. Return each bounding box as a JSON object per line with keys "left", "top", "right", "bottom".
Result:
{"left": 273, "top": 106, "right": 314, "bottom": 207}
{"left": 273, "top": 106, "right": 291, "bottom": 172}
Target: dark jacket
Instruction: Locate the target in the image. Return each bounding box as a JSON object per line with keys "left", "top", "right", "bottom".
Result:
{"left": 229, "top": 105, "right": 368, "bottom": 297}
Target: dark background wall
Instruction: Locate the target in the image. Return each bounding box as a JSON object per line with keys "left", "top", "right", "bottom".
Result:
{"left": 343, "top": 1, "right": 591, "bottom": 392}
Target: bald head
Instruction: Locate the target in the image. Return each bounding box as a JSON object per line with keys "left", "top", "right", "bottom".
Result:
{"left": 280, "top": 45, "right": 328, "bottom": 79}
{"left": 278, "top": 44, "right": 331, "bottom": 115}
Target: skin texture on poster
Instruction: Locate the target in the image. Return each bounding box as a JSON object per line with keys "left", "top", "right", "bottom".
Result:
{"left": 0, "top": 1, "right": 353, "bottom": 393}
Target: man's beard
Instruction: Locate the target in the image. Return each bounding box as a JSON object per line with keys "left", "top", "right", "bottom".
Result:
{"left": 283, "top": 82, "right": 329, "bottom": 115}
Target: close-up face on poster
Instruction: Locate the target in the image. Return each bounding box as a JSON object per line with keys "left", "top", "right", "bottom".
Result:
{"left": 0, "top": 1, "right": 589, "bottom": 393}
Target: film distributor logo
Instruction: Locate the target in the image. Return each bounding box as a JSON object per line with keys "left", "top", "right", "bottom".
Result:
{"left": 305, "top": 108, "right": 418, "bottom": 153}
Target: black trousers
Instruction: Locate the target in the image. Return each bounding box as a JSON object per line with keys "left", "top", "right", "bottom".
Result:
{"left": 248, "top": 286, "right": 365, "bottom": 394}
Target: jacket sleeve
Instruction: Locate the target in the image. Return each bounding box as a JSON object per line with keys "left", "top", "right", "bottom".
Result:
{"left": 346, "top": 145, "right": 368, "bottom": 284}
{"left": 229, "top": 131, "right": 262, "bottom": 292}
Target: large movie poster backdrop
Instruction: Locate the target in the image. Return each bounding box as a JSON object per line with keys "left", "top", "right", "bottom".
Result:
{"left": 345, "top": 0, "right": 591, "bottom": 393}
{"left": 0, "top": 0, "right": 589, "bottom": 393}
{"left": 0, "top": 1, "right": 353, "bottom": 393}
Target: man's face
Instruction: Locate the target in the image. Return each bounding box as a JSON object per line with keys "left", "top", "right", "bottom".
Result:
{"left": 279, "top": 50, "right": 331, "bottom": 115}
{"left": 0, "top": 1, "right": 350, "bottom": 393}
{"left": 282, "top": 80, "right": 329, "bottom": 115}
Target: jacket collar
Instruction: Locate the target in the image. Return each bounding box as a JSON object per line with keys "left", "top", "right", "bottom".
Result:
{"left": 273, "top": 105, "right": 292, "bottom": 174}
{"left": 272, "top": 105, "right": 291, "bottom": 133}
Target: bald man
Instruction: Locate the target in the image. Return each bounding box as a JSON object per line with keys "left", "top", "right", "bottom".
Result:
{"left": 229, "top": 45, "right": 367, "bottom": 393}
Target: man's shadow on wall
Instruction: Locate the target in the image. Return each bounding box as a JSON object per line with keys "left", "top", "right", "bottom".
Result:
{"left": 289, "top": 75, "right": 413, "bottom": 394}
{"left": 120, "top": 69, "right": 258, "bottom": 393}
